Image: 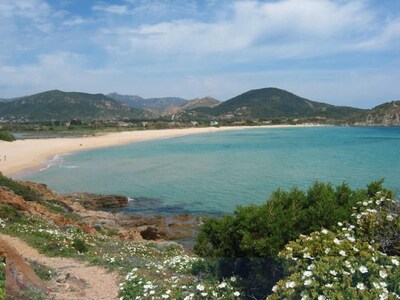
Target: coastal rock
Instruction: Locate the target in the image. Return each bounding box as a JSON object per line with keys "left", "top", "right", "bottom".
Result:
{"left": 65, "top": 193, "right": 129, "bottom": 210}
{"left": 140, "top": 226, "right": 166, "bottom": 240}
{"left": 6, "top": 179, "right": 200, "bottom": 243}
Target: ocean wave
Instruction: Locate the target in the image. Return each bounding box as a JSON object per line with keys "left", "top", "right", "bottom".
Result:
{"left": 39, "top": 153, "right": 70, "bottom": 172}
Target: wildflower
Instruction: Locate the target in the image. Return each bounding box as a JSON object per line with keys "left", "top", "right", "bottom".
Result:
{"left": 357, "top": 283, "right": 365, "bottom": 290}
{"left": 201, "top": 292, "right": 208, "bottom": 297}
{"left": 379, "top": 270, "right": 388, "bottom": 279}
{"left": 218, "top": 282, "right": 227, "bottom": 289}
{"left": 333, "top": 238, "right": 341, "bottom": 245}
{"left": 161, "top": 295, "right": 169, "bottom": 299}
{"left": 233, "top": 291, "right": 240, "bottom": 297}
{"left": 325, "top": 283, "right": 333, "bottom": 288}
{"left": 324, "top": 248, "right": 330, "bottom": 254}
{"left": 321, "top": 229, "right": 328, "bottom": 234}
{"left": 391, "top": 259, "right": 399, "bottom": 266}
{"left": 230, "top": 276, "right": 237, "bottom": 282}
{"left": 386, "top": 215, "right": 393, "bottom": 221}
{"left": 196, "top": 284, "right": 205, "bottom": 291}
{"left": 304, "top": 279, "right": 312, "bottom": 286}
{"left": 339, "top": 250, "right": 347, "bottom": 257}
{"left": 272, "top": 285, "right": 278, "bottom": 292}
{"left": 318, "top": 296, "right": 326, "bottom": 300}
{"left": 303, "top": 271, "right": 313, "bottom": 277}
{"left": 338, "top": 222, "right": 343, "bottom": 226}
{"left": 347, "top": 236, "right": 355, "bottom": 242}
{"left": 359, "top": 266, "right": 368, "bottom": 273}
{"left": 329, "top": 270, "right": 337, "bottom": 276}
{"left": 285, "top": 281, "right": 296, "bottom": 289}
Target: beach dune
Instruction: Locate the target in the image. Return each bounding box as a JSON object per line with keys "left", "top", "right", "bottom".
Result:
{"left": 0, "top": 125, "right": 319, "bottom": 177}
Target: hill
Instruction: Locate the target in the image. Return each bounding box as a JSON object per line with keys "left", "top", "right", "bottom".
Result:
{"left": 350, "top": 100, "right": 400, "bottom": 126}
{"left": 107, "top": 93, "right": 187, "bottom": 115}
{"left": 0, "top": 90, "right": 148, "bottom": 121}
{"left": 194, "top": 87, "right": 365, "bottom": 121}
{"left": 165, "top": 96, "right": 220, "bottom": 115}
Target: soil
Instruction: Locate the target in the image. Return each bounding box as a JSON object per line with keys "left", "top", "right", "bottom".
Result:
{"left": 0, "top": 234, "right": 120, "bottom": 300}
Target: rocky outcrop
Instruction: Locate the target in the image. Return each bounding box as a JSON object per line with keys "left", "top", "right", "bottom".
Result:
{"left": 3, "top": 180, "right": 200, "bottom": 243}
{"left": 351, "top": 101, "right": 400, "bottom": 126}
{"left": 65, "top": 193, "right": 128, "bottom": 210}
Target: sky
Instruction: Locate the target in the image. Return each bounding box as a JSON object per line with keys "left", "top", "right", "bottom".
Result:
{"left": 0, "top": 0, "right": 399, "bottom": 108}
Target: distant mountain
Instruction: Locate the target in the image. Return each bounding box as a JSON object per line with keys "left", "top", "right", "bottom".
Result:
{"left": 350, "top": 101, "right": 400, "bottom": 126}
{"left": 0, "top": 90, "right": 148, "bottom": 121}
{"left": 165, "top": 96, "right": 220, "bottom": 115}
{"left": 193, "top": 88, "right": 365, "bottom": 120}
{"left": 107, "top": 93, "right": 187, "bottom": 115}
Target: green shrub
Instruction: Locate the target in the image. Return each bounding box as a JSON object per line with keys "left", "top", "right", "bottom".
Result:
{"left": 0, "top": 131, "right": 15, "bottom": 142}
{"left": 0, "top": 204, "right": 21, "bottom": 222}
{"left": 268, "top": 191, "right": 400, "bottom": 299}
{"left": 72, "top": 238, "right": 89, "bottom": 253}
{"left": 0, "top": 175, "right": 41, "bottom": 201}
{"left": 193, "top": 180, "right": 391, "bottom": 299}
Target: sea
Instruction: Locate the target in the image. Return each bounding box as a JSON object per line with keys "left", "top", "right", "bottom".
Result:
{"left": 20, "top": 126, "right": 400, "bottom": 216}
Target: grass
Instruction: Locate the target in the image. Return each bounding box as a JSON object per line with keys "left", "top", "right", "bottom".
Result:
{"left": 0, "top": 176, "right": 41, "bottom": 201}
{"left": 0, "top": 213, "right": 243, "bottom": 299}
{"left": 27, "top": 259, "right": 56, "bottom": 282}
{"left": 40, "top": 200, "right": 81, "bottom": 222}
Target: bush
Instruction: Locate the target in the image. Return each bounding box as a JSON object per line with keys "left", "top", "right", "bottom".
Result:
{"left": 72, "top": 238, "right": 89, "bottom": 253}
{"left": 268, "top": 191, "right": 400, "bottom": 299}
{"left": 193, "top": 180, "right": 390, "bottom": 299}
{"left": 0, "top": 131, "right": 15, "bottom": 142}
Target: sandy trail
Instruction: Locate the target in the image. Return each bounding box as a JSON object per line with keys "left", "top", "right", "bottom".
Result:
{"left": 0, "top": 234, "right": 120, "bottom": 300}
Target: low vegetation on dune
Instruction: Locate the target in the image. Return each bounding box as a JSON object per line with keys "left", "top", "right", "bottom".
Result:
{"left": 0, "top": 177, "right": 399, "bottom": 299}
{"left": 0, "top": 131, "right": 15, "bottom": 142}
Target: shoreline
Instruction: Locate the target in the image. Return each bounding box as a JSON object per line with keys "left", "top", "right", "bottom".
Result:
{"left": 0, "top": 124, "right": 323, "bottom": 177}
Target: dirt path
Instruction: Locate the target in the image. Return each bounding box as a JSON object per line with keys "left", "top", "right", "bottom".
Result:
{"left": 0, "top": 234, "right": 120, "bottom": 300}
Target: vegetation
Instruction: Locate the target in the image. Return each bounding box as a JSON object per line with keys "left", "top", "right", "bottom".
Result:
{"left": 0, "top": 131, "right": 15, "bottom": 141}
{"left": 194, "top": 87, "right": 365, "bottom": 121}
{"left": 0, "top": 177, "right": 398, "bottom": 299}
{"left": 27, "top": 259, "right": 56, "bottom": 281}
{"left": 268, "top": 191, "right": 400, "bottom": 299}
{"left": 0, "top": 90, "right": 149, "bottom": 121}
{"left": 0, "top": 258, "right": 5, "bottom": 300}
{"left": 348, "top": 100, "right": 400, "bottom": 126}
{"left": 0, "top": 175, "right": 41, "bottom": 201}
{"left": 193, "top": 180, "right": 399, "bottom": 298}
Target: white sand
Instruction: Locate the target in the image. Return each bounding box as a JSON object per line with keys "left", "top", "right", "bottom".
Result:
{"left": 0, "top": 125, "right": 321, "bottom": 177}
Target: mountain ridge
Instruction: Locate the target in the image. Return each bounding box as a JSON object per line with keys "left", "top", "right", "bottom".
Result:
{"left": 0, "top": 90, "right": 149, "bottom": 121}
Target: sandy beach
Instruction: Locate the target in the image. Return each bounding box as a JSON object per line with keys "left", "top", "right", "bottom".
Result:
{"left": 0, "top": 125, "right": 320, "bottom": 177}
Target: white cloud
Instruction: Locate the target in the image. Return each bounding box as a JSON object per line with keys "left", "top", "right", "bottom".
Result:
{"left": 0, "top": 0, "right": 51, "bottom": 20}
{"left": 92, "top": 4, "right": 129, "bottom": 15}
{"left": 95, "top": 0, "right": 397, "bottom": 59}
{"left": 62, "top": 16, "right": 92, "bottom": 27}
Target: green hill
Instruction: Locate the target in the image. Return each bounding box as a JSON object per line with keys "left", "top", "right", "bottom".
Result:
{"left": 0, "top": 90, "right": 149, "bottom": 121}
{"left": 350, "top": 100, "right": 400, "bottom": 126}
{"left": 195, "top": 87, "right": 365, "bottom": 120}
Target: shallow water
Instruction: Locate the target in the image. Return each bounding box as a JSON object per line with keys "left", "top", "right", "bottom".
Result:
{"left": 21, "top": 126, "right": 400, "bottom": 215}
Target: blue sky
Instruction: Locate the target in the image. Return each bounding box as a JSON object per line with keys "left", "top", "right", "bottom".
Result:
{"left": 0, "top": 0, "right": 399, "bottom": 107}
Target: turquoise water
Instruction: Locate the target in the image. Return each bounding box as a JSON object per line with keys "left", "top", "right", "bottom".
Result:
{"left": 21, "top": 127, "right": 400, "bottom": 215}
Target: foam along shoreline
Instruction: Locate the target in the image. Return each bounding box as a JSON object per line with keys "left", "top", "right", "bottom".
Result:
{"left": 0, "top": 124, "right": 323, "bottom": 177}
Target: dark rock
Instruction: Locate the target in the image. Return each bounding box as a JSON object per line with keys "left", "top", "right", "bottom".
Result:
{"left": 65, "top": 193, "right": 128, "bottom": 210}
{"left": 140, "top": 226, "right": 166, "bottom": 240}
